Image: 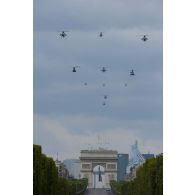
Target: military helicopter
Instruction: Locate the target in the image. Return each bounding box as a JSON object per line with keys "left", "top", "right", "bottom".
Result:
{"left": 102, "top": 101, "right": 106, "bottom": 106}
{"left": 58, "top": 30, "right": 69, "bottom": 38}
{"left": 100, "top": 67, "right": 107, "bottom": 73}
{"left": 72, "top": 66, "right": 79, "bottom": 72}
{"left": 103, "top": 95, "right": 109, "bottom": 99}
{"left": 141, "top": 35, "right": 149, "bottom": 42}
{"left": 99, "top": 32, "right": 103, "bottom": 37}
{"left": 130, "top": 69, "right": 135, "bottom": 76}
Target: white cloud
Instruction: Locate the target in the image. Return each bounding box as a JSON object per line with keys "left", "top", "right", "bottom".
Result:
{"left": 34, "top": 114, "right": 162, "bottom": 160}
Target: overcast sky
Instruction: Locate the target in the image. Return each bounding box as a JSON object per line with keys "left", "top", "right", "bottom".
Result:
{"left": 33, "top": 0, "right": 163, "bottom": 160}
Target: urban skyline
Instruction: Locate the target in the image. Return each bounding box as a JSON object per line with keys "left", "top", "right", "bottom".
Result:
{"left": 38, "top": 140, "right": 156, "bottom": 183}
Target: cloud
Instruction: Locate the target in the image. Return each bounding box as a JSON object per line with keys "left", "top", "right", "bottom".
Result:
{"left": 33, "top": 0, "right": 163, "bottom": 160}
{"left": 34, "top": 0, "right": 162, "bottom": 31}
{"left": 34, "top": 114, "right": 162, "bottom": 160}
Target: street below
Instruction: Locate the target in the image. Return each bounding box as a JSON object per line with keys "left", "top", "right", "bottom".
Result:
{"left": 85, "top": 188, "right": 113, "bottom": 195}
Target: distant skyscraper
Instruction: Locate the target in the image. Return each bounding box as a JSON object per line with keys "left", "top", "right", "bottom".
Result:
{"left": 117, "top": 154, "right": 129, "bottom": 181}
{"left": 63, "top": 159, "right": 81, "bottom": 179}
{"left": 126, "top": 140, "right": 145, "bottom": 174}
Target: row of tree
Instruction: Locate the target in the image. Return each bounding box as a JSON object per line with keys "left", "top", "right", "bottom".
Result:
{"left": 33, "top": 144, "right": 88, "bottom": 195}
{"left": 110, "top": 155, "right": 163, "bottom": 195}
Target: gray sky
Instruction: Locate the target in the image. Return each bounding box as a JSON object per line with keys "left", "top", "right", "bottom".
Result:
{"left": 33, "top": 0, "right": 163, "bottom": 160}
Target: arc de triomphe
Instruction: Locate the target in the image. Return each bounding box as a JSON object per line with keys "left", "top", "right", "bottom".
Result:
{"left": 80, "top": 148, "right": 118, "bottom": 189}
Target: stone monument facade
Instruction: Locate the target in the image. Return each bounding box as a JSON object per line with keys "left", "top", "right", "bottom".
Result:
{"left": 80, "top": 148, "right": 118, "bottom": 189}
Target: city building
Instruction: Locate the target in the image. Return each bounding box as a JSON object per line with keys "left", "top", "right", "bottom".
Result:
{"left": 80, "top": 147, "right": 118, "bottom": 189}
{"left": 117, "top": 153, "right": 129, "bottom": 181}
{"left": 63, "top": 159, "right": 81, "bottom": 179}
{"left": 55, "top": 159, "right": 69, "bottom": 178}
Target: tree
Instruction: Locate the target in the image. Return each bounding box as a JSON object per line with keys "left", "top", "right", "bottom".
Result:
{"left": 110, "top": 155, "right": 163, "bottom": 195}
{"left": 33, "top": 144, "right": 88, "bottom": 195}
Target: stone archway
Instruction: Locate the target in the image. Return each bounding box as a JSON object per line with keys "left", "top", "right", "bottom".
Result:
{"left": 93, "top": 165, "right": 105, "bottom": 188}
{"left": 80, "top": 149, "right": 118, "bottom": 189}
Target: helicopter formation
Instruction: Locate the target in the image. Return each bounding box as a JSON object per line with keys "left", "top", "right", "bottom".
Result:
{"left": 58, "top": 30, "right": 149, "bottom": 106}
{"left": 101, "top": 95, "right": 109, "bottom": 106}
{"left": 72, "top": 65, "right": 135, "bottom": 76}
{"left": 71, "top": 65, "right": 135, "bottom": 106}
{"left": 58, "top": 31, "right": 149, "bottom": 42}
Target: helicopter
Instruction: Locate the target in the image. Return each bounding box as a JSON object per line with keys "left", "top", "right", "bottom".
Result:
{"left": 58, "top": 31, "right": 69, "bottom": 38}
{"left": 141, "top": 35, "right": 148, "bottom": 42}
{"left": 99, "top": 32, "right": 103, "bottom": 37}
{"left": 124, "top": 83, "right": 128, "bottom": 87}
{"left": 102, "top": 101, "right": 106, "bottom": 106}
{"left": 130, "top": 69, "right": 135, "bottom": 76}
{"left": 101, "top": 67, "right": 107, "bottom": 73}
{"left": 84, "top": 82, "right": 88, "bottom": 86}
{"left": 103, "top": 95, "right": 109, "bottom": 99}
{"left": 102, "top": 83, "right": 106, "bottom": 87}
{"left": 72, "top": 66, "right": 79, "bottom": 72}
